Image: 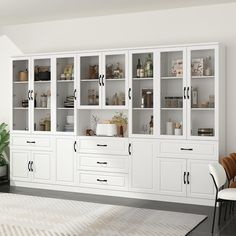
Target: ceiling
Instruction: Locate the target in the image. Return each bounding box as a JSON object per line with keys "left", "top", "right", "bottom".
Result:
{"left": 0, "top": 0, "right": 235, "bottom": 27}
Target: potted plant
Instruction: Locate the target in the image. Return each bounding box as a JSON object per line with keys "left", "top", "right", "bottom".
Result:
{"left": 0, "top": 123, "right": 10, "bottom": 177}
{"left": 110, "top": 112, "right": 128, "bottom": 137}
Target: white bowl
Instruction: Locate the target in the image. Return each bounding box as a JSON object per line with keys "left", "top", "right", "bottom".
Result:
{"left": 66, "top": 116, "right": 74, "bottom": 124}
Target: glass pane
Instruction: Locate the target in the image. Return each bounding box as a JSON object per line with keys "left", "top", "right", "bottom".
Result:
{"left": 56, "top": 57, "right": 75, "bottom": 132}
{"left": 132, "top": 52, "right": 154, "bottom": 135}
{"left": 190, "top": 49, "right": 215, "bottom": 137}
{"left": 105, "top": 54, "right": 126, "bottom": 106}
{"left": 80, "top": 56, "right": 99, "bottom": 106}
{"left": 12, "top": 60, "right": 29, "bottom": 131}
{"left": 160, "top": 51, "right": 184, "bottom": 136}
{"left": 33, "top": 58, "right": 51, "bottom": 132}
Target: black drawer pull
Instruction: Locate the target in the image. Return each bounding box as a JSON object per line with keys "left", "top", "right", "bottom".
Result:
{"left": 27, "top": 141, "right": 36, "bottom": 144}
{"left": 97, "top": 161, "right": 107, "bottom": 165}
{"left": 30, "top": 161, "right": 33, "bottom": 172}
{"left": 28, "top": 161, "right": 30, "bottom": 171}
{"left": 180, "top": 148, "right": 193, "bottom": 151}
{"left": 97, "top": 144, "right": 107, "bottom": 147}
{"left": 183, "top": 87, "right": 186, "bottom": 99}
{"left": 74, "top": 141, "right": 77, "bottom": 152}
{"left": 97, "top": 179, "right": 107, "bottom": 182}
{"left": 128, "top": 88, "right": 131, "bottom": 100}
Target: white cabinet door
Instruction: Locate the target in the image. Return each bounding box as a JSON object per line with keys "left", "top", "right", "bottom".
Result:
{"left": 157, "top": 158, "right": 187, "bottom": 197}
{"left": 10, "top": 150, "right": 31, "bottom": 182}
{"left": 187, "top": 160, "right": 215, "bottom": 199}
{"left": 129, "top": 139, "right": 154, "bottom": 192}
{"left": 31, "top": 151, "right": 53, "bottom": 184}
{"left": 56, "top": 137, "right": 76, "bottom": 184}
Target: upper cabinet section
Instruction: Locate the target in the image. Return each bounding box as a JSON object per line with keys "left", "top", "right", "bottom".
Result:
{"left": 12, "top": 58, "right": 30, "bottom": 132}
{"left": 32, "top": 57, "right": 52, "bottom": 133}
{"left": 159, "top": 48, "right": 186, "bottom": 138}
{"left": 78, "top": 51, "right": 128, "bottom": 109}
{"left": 188, "top": 46, "right": 218, "bottom": 140}
{"left": 11, "top": 43, "right": 223, "bottom": 140}
{"left": 129, "top": 50, "right": 155, "bottom": 137}
{"left": 56, "top": 55, "right": 76, "bottom": 134}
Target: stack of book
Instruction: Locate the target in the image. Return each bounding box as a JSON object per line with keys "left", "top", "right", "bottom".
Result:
{"left": 64, "top": 96, "right": 74, "bottom": 108}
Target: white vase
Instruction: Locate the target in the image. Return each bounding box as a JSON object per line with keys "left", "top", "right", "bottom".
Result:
{"left": 0, "top": 165, "right": 7, "bottom": 177}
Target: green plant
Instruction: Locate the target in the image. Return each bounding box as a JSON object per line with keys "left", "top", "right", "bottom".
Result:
{"left": 0, "top": 123, "right": 10, "bottom": 166}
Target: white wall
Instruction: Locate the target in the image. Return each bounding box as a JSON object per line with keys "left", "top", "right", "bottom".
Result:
{"left": 0, "top": 3, "right": 235, "bottom": 152}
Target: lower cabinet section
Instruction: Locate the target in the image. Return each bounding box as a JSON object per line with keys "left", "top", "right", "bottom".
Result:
{"left": 79, "top": 172, "right": 128, "bottom": 190}
{"left": 11, "top": 149, "right": 53, "bottom": 184}
{"left": 10, "top": 135, "right": 218, "bottom": 205}
{"left": 129, "top": 139, "right": 156, "bottom": 193}
{"left": 55, "top": 137, "right": 76, "bottom": 185}
{"left": 157, "top": 158, "right": 216, "bottom": 199}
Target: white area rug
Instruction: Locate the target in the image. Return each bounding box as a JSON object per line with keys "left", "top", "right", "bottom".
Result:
{"left": 0, "top": 193, "right": 206, "bottom": 236}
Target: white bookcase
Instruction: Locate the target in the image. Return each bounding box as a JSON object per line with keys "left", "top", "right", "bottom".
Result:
{"left": 10, "top": 42, "right": 225, "bottom": 206}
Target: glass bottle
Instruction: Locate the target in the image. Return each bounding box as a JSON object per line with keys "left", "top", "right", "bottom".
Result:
{"left": 140, "top": 62, "right": 145, "bottom": 78}
{"left": 136, "top": 58, "right": 141, "bottom": 78}
{"left": 149, "top": 115, "right": 153, "bottom": 134}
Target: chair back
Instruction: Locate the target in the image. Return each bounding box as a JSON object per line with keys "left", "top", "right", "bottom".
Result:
{"left": 220, "top": 156, "right": 236, "bottom": 181}
{"left": 209, "top": 163, "right": 227, "bottom": 189}
{"left": 229, "top": 153, "right": 236, "bottom": 164}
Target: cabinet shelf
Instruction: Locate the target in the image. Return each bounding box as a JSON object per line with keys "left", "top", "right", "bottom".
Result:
{"left": 133, "top": 108, "right": 153, "bottom": 111}
{"left": 13, "top": 107, "right": 28, "bottom": 110}
{"left": 161, "top": 108, "right": 183, "bottom": 111}
{"left": 57, "top": 80, "right": 74, "bottom": 83}
{"left": 34, "top": 107, "right": 50, "bottom": 110}
{"left": 191, "top": 108, "right": 215, "bottom": 111}
{"left": 133, "top": 78, "right": 153, "bottom": 81}
{"left": 13, "top": 81, "right": 28, "bottom": 84}
{"left": 161, "top": 77, "right": 183, "bottom": 80}
{"left": 81, "top": 79, "right": 99, "bottom": 82}
{"left": 34, "top": 81, "right": 51, "bottom": 84}
{"left": 191, "top": 76, "right": 214, "bottom": 79}
{"left": 57, "top": 107, "right": 74, "bottom": 110}
{"left": 106, "top": 78, "right": 126, "bottom": 81}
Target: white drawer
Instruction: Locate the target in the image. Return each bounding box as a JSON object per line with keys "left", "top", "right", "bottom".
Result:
{"left": 78, "top": 137, "right": 129, "bottom": 155}
{"left": 11, "top": 136, "right": 52, "bottom": 150}
{"left": 79, "top": 172, "right": 128, "bottom": 190}
{"left": 78, "top": 154, "right": 128, "bottom": 173}
{"left": 158, "top": 140, "right": 218, "bottom": 160}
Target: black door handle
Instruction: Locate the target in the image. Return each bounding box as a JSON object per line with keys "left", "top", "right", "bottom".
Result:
{"left": 28, "top": 161, "right": 30, "bottom": 171}
{"left": 30, "top": 90, "right": 33, "bottom": 100}
{"left": 102, "top": 75, "right": 105, "bottom": 86}
{"left": 180, "top": 148, "right": 193, "bottom": 151}
{"left": 187, "top": 172, "right": 190, "bottom": 184}
{"left": 28, "top": 90, "right": 31, "bottom": 100}
{"left": 183, "top": 87, "right": 186, "bottom": 99}
{"left": 183, "top": 172, "right": 186, "bottom": 184}
{"left": 74, "top": 89, "right": 77, "bottom": 100}
{"left": 97, "top": 162, "right": 107, "bottom": 165}
{"left": 97, "top": 144, "right": 107, "bottom": 147}
{"left": 128, "top": 88, "right": 131, "bottom": 100}
{"left": 128, "top": 143, "right": 131, "bottom": 155}
{"left": 97, "top": 179, "right": 107, "bottom": 182}
{"left": 187, "top": 87, "right": 190, "bottom": 99}
{"left": 98, "top": 75, "right": 102, "bottom": 86}
{"left": 30, "top": 161, "right": 33, "bottom": 172}
{"left": 74, "top": 141, "right": 77, "bottom": 152}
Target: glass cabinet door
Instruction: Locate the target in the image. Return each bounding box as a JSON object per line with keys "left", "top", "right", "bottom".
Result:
{"left": 188, "top": 47, "right": 216, "bottom": 138}
{"left": 130, "top": 51, "right": 154, "bottom": 136}
{"left": 103, "top": 52, "right": 127, "bottom": 109}
{"left": 56, "top": 56, "right": 75, "bottom": 133}
{"left": 12, "top": 59, "right": 30, "bottom": 132}
{"left": 33, "top": 57, "right": 52, "bottom": 132}
{"left": 160, "top": 49, "right": 186, "bottom": 137}
{"left": 79, "top": 54, "right": 101, "bottom": 108}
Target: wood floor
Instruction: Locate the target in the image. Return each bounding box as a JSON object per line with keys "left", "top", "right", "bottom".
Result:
{"left": 0, "top": 183, "right": 235, "bottom": 236}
